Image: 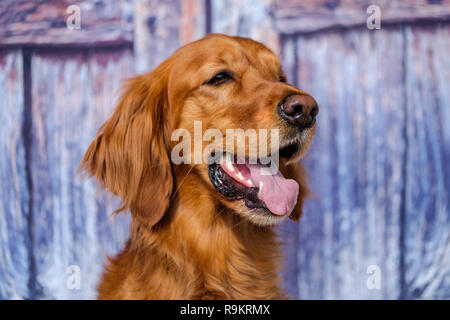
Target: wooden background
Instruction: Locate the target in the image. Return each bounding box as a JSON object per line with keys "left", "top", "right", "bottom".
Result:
{"left": 0, "top": 0, "right": 449, "bottom": 299}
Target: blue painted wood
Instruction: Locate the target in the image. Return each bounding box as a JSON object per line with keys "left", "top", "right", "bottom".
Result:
{"left": 134, "top": 0, "right": 184, "bottom": 73}
{"left": 211, "top": 0, "right": 280, "bottom": 54}
{"left": 287, "top": 28, "right": 405, "bottom": 299}
{"left": 404, "top": 24, "right": 450, "bottom": 299}
{"left": 279, "top": 36, "right": 301, "bottom": 298}
{"left": 29, "top": 49, "right": 132, "bottom": 299}
{"left": 0, "top": 49, "right": 30, "bottom": 299}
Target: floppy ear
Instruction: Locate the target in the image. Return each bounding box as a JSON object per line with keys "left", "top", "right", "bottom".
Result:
{"left": 281, "top": 160, "right": 310, "bottom": 221}
{"left": 80, "top": 70, "right": 173, "bottom": 227}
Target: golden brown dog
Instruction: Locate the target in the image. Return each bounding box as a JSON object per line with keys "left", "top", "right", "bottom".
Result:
{"left": 81, "top": 34, "right": 318, "bottom": 299}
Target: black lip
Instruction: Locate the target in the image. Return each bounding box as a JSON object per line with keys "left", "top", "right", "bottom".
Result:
{"left": 208, "top": 162, "right": 267, "bottom": 210}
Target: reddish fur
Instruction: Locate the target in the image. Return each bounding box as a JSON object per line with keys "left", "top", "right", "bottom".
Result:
{"left": 80, "top": 34, "right": 315, "bottom": 299}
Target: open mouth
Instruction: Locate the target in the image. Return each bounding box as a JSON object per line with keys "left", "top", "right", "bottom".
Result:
{"left": 208, "top": 142, "right": 300, "bottom": 217}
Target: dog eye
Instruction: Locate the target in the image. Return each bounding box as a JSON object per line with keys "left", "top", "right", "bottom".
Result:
{"left": 206, "top": 72, "right": 233, "bottom": 86}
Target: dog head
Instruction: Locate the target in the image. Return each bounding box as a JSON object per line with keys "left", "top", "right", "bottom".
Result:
{"left": 81, "top": 34, "right": 318, "bottom": 227}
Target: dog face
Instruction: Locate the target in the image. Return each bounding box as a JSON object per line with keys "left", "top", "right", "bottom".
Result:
{"left": 81, "top": 34, "right": 318, "bottom": 227}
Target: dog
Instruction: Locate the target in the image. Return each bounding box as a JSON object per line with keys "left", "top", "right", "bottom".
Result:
{"left": 80, "top": 34, "right": 318, "bottom": 299}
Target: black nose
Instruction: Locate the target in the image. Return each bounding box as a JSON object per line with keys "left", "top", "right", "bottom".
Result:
{"left": 278, "top": 94, "right": 319, "bottom": 128}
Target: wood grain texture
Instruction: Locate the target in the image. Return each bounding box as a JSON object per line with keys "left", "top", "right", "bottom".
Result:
{"left": 403, "top": 24, "right": 450, "bottom": 299}
{"left": 180, "top": 0, "right": 207, "bottom": 44}
{"left": 134, "top": 0, "right": 206, "bottom": 74}
{"left": 211, "top": 0, "right": 280, "bottom": 55}
{"left": 0, "top": 49, "right": 30, "bottom": 299}
{"left": 272, "top": 0, "right": 450, "bottom": 34}
{"left": 284, "top": 28, "right": 406, "bottom": 299}
{"left": 29, "top": 48, "right": 133, "bottom": 299}
{"left": 278, "top": 36, "right": 300, "bottom": 297}
{"left": 0, "top": 0, "right": 133, "bottom": 46}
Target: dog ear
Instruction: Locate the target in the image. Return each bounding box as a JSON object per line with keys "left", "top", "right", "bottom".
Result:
{"left": 281, "top": 161, "right": 309, "bottom": 222}
{"left": 80, "top": 70, "right": 173, "bottom": 227}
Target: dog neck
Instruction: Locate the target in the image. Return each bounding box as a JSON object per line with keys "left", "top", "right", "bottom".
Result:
{"left": 126, "top": 168, "right": 285, "bottom": 299}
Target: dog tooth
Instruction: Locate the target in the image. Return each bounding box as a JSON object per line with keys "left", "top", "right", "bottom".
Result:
{"left": 223, "top": 153, "right": 235, "bottom": 172}
{"left": 246, "top": 179, "right": 253, "bottom": 186}
{"left": 236, "top": 172, "right": 244, "bottom": 180}
{"left": 225, "top": 160, "right": 235, "bottom": 172}
{"left": 258, "top": 181, "right": 263, "bottom": 197}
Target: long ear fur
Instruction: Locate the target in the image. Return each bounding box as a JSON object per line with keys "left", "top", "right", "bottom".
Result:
{"left": 80, "top": 69, "right": 173, "bottom": 227}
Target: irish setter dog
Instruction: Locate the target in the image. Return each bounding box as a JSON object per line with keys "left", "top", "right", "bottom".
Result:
{"left": 81, "top": 34, "right": 318, "bottom": 299}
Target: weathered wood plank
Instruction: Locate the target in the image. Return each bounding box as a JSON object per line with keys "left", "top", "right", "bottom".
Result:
{"left": 29, "top": 48, "right": 133, "bottom": 299}
{"left": 134, "top": 0, "right": 206, "bottom": 74}
{"left": 272, "top": 0, "right": 450, "bottom": 34}
{"left": 210, "top": 0, "right": 280, "bottom": 54}
{"left": 404, "top": 24, "right": 450, "bottom": 299}
{"left": 0, "top": 0, "right": 133, "bottom": 46}
{"left": 0, "top": 49, "right": 30, "bottom": 299}
{"left": 289, "top": 28, "right": 405, "bottom": 299}
{"left": 278, "top": 35, "right": 300, "bottom": 298}
{"left": 180, "top": 0, "right": 207, "bottom": 44}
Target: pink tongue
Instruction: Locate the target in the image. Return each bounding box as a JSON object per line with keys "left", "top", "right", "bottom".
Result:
{"left": 247, "top": 164, "right": 299, "bottom": 216}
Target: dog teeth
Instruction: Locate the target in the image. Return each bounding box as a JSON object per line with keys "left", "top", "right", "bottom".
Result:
{"left": 225, "top": 161, "right": 235, "bottom": 172}
{"left": 258, "top": 181, "right": 263, "bottom": 197}
{"left": 246, "top": 179, "right": 253, "bottom": 186}
{"left": 236, "top": 172, "right": 244, "bottom": 181}
{"left": 224, "top": 154, "right": 235, "bottom": 172}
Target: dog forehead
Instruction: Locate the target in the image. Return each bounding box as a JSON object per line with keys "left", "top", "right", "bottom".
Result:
{"left": 172, "top": 35, "right": 279, "bottom": 71}
{"left": 174, "top": 36, "right": 247, "bottom": 69}
{"left": 215, "top": 37, "right": 279, "bottom": 69}
{"left": 166, "top": 34, "right": 283, "bottom": 97}
{"left": 232, "top": 37, "right": 281, "bottom": 70}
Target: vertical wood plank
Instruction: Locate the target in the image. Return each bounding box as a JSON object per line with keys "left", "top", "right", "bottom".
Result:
{"left": 404, "top": 24, "right": 450, "bottom": 299}
{"left": 279, "top": 35, "right": 300, "bottom": 298}
{"left": 133, "top": 0, "right": 205, "bottom": 74}
{"left": 133, "top": 0, "right": 182, "bottom": 73}
{"left": 290, "top": 28, "right": 405, "bottom": 299}
{"left": 210, "top": 0, "right": 280, "bottom": 54}
{"left": 30, "top": 48, "right": 133, "bottom": 299}
{"left": 0, "top": 49, "right": 30, "bottom": 299}
{"left": 180, "top": 0, "right": 207, "bottom": 44}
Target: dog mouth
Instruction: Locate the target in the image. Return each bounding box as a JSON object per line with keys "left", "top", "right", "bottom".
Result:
{"left": 208, "top": 142, "right": 300, "bottom": 217}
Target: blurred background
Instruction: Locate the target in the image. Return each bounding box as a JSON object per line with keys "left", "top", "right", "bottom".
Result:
{"left": 0, "top": 0, "right": 449, "bottom": 299}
